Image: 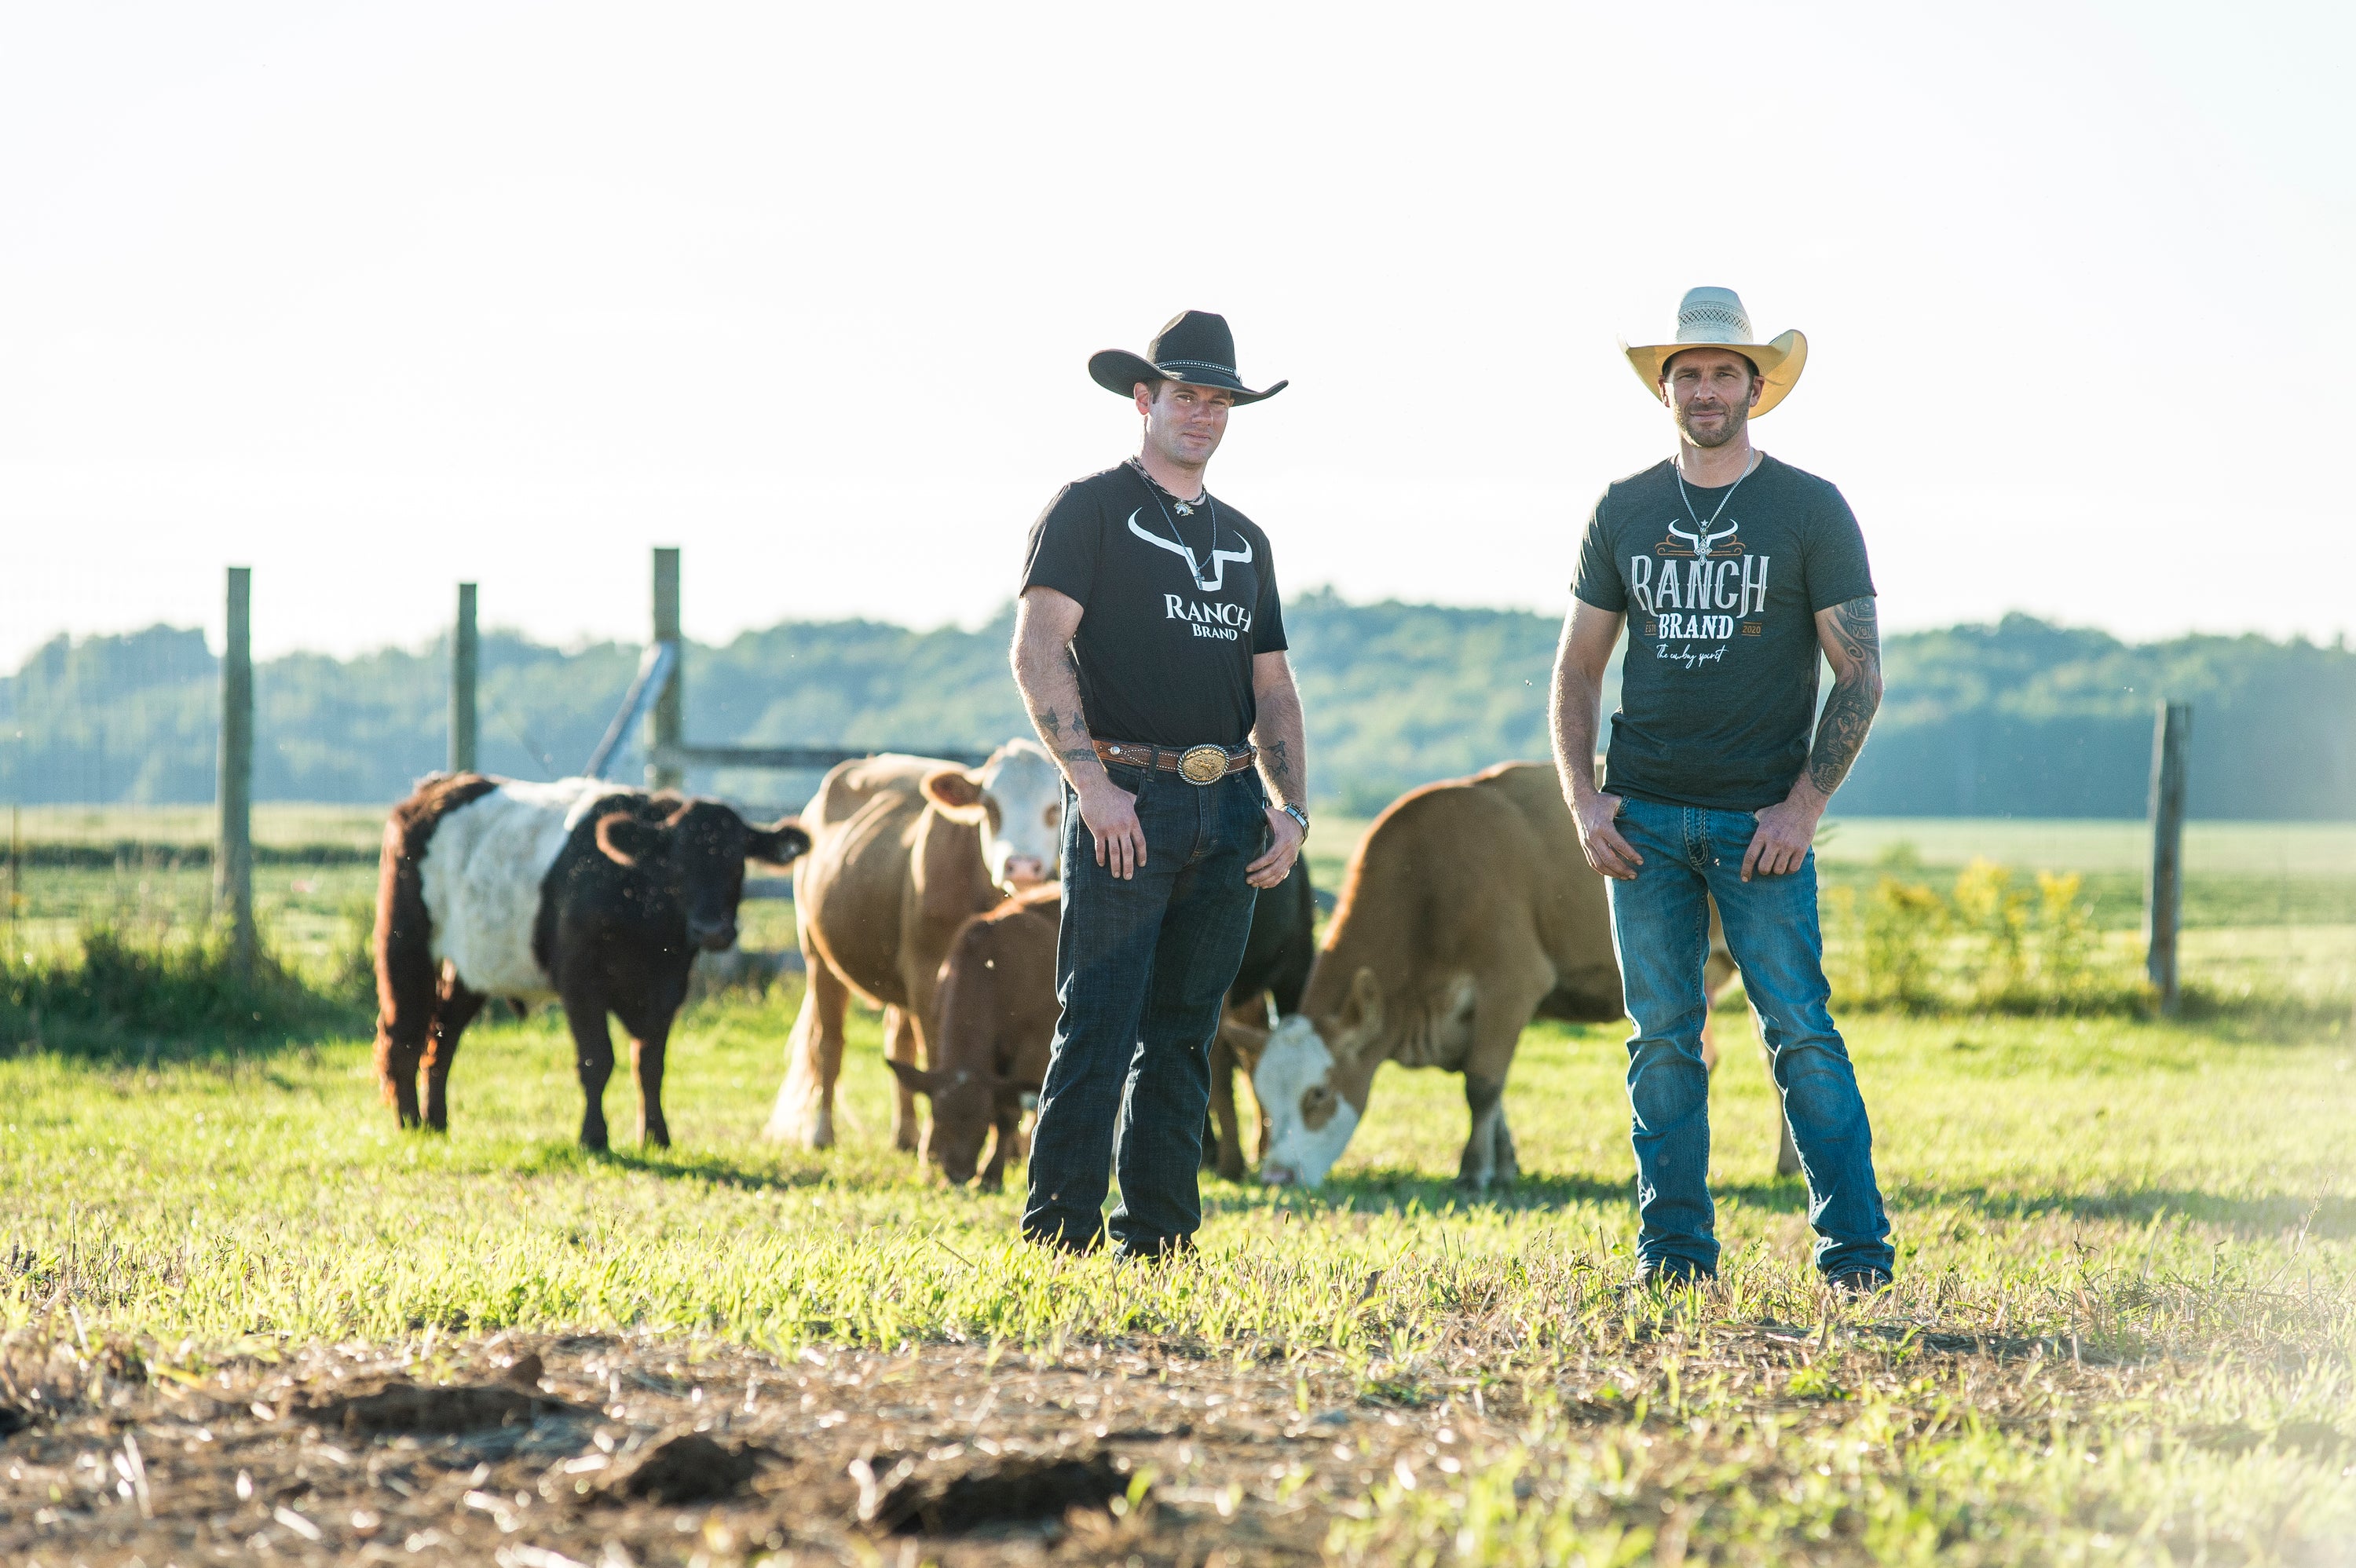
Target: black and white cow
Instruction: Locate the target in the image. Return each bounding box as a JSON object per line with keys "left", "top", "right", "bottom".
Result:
{"left": 372, "top": 773, "right": 809, "bottom": 1149}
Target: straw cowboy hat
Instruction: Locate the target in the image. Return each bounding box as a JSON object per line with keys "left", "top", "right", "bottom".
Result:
{"left": 1622, "top": 287, "right": 1806, "bottom": 417}
{"left": 1088, "top": 310, "right": 1287, "bottom": 405}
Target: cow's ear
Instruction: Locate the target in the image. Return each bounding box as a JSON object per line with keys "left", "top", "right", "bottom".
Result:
{"left": 920, "top": 768, "right": 990, "bottom": 824}
{"left": 1217, "top": 1016, "right": 1270, "bottom": 1065}
{"left": 748, "top": 820, "right": 811, "bottom": 867}
{"left": 595, "top": 813, "right": 668, "bottom": 867}
{"left": 1337, "top": 967, "right": 1384, "bottom": 1046}
{"left": 885, "top": 1058, "right": 953, "bottom": 1098}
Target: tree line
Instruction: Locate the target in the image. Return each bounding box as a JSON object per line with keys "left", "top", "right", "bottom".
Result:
{"left": 2, "top": 595, "right": 2349, "bottom": 820}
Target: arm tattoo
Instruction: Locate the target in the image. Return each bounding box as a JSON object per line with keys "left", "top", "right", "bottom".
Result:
{"left": 1013, "top": 634, "right": 1099, "bottom": 788}
{"left": 1808, "top": 596, "right": 1882, "bottom": 796}
{"left": 1249, "top": 667, "right": 1308, "bottom": 809}
{"left": 1261, "top": 737, "right": 1301, "bottom": 803}
{"left": 1825, "top": 595, "right": 1878, "bottom": 665}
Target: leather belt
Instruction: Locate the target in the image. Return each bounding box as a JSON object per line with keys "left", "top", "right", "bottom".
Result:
{"left": 1095, "top": 739, "right": 1257, "bottom": 784}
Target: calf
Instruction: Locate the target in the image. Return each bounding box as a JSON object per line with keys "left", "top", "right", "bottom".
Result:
{"left": 886, "top": 886, "right": 1063, "bottom": 1189}
{"left": 373, "top": 773, "right": 808, "bottom": 1147}
{"left": 891, "top": 863, "right": 1319, "bottom": 1189}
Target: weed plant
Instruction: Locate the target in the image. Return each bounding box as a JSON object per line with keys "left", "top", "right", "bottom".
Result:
{"left": 1830, "top": 853, "right": 2194, "bottom": 1018}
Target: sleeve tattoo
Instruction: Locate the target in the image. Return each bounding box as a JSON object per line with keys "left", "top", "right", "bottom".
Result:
{"left": 1809, "top": 596, "right": 1882, "bottom": 796}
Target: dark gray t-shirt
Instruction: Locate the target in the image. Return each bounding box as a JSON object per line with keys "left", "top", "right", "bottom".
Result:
{"left": 1572, "top": 455, "right": 1874, "bottom": 811}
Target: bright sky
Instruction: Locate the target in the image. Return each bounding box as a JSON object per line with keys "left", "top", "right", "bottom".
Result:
{"left": 3, "top": 2, "right": 2349, "bottom": 665}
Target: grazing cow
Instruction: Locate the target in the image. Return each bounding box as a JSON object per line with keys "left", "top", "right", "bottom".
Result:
{"left": 373, "top": 773, "right": 809, "bottom": 1148}
{"left": 1203, "top": 857, "right": 1317, "bottom": 1181}
{"left": 1248, "top": 762, "right": 1740, "bottom": 1191}
{"left": 765, "top": 741, "right": 1064, "bottom": 1150}
{"left": 886, "top": 886, "right": 1063, "bottom": 1189}
{"left": 887, "top": 859, "right": 1322, "bottom": 1189}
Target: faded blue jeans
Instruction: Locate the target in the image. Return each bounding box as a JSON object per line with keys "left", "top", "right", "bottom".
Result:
{"left": 1022, "top": 760, "right": 1265, "bottom": 1256}
{"left": 1607, "top": 794, "right": 1894, "bottom": 1279}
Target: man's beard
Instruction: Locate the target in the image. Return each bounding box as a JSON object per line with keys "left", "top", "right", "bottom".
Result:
{"left": 1674, "top": 397, "right": 1748, "bottom": 449}
{"left": 1151, "top": 424, "right": 1217, "bottom": 472}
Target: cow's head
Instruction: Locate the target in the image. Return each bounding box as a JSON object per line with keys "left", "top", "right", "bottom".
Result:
{"left": 918, "top": 740, "right": 1064, "bottom": 892}
{"left": 594, "top": 800, "right": 811, "bottom": 952}
{"left": 885, "top": 1059, "right": 1023, "bottom": 1187}
{"left": 1253, "top": 967, "right": 1389, "bottom": 1189}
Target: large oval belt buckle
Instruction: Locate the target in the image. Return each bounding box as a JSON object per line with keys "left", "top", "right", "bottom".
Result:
{"left": 1177, "top": 745, "right": 1229, "bottom": 785}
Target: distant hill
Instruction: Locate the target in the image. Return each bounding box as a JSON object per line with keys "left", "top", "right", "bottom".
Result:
{"left": 2, "top": 598, "right": 2350, "bottom": 819}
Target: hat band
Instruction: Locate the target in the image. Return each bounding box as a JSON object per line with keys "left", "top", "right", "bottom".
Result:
{"left": 1154, "top": 358, "right": 1240, "bottom": 378}
{"left": 1676, "top": 313, "right": 1752, "bottom": 344}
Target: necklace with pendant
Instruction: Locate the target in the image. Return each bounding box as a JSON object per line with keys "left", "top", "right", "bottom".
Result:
{"left": 1673, "top": 448, "right": 1762, "bottom": 531}
{"left": 1129, "top": 461, "right": 1221, "bottom": 590}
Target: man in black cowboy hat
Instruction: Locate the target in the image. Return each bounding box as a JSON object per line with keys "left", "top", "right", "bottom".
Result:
{"left": 1011, "top": 309, "right": 1308, "bottom": 1258}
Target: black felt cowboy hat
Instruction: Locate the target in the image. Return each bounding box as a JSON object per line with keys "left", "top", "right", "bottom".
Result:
{"left": 1088, "top": 310, "right": 1287, "bottom": 404}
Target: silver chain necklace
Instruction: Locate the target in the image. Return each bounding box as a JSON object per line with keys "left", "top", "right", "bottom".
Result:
{"left": 1129, "top": 459, "right": 1222, "bottom": 590}
{"left": 1672, "top": 448, "right": 1762, "bottom": 531}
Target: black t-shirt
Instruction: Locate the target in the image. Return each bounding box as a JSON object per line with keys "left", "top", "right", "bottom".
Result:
{"left": 1572, "top": 455, "right": 1875, "bottom": 811}
{"left": 1021, "top": 462, "right": 1287, "bottom": 749}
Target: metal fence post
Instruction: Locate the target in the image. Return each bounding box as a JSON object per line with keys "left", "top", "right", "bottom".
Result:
{"left": 649, "top": 547, "right": 683, "bottom": 791}
{"left": 216, "top": 566, "right": 256, "bottom": 978}
{"left": 2144, "top": 700, "right": 2191, "bottom": 1014}
{"left": 450, "top": 583, "right": 478, "bottom": 774}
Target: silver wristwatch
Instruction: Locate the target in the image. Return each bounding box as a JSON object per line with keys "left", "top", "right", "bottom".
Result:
{"left": 1281, "top": 803, "right": 1310, "bottom": 835}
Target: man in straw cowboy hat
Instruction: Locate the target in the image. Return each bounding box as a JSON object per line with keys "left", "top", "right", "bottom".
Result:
{"left": 1549, "top": 286, "right": 1896, "bottom": 1296}
{"left": 1010, "top": 310, "right": 1309, "bottom": 1259}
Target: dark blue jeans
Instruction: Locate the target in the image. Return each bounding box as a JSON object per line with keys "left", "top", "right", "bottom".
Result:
{"left": 1608, "top": 795, "right": 1895, "bottom": 1279}
{"left": 1022, "top": 762, "right": 1265, "bottom": 1255}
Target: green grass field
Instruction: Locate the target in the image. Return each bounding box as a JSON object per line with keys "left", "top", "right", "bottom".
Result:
{"left": 5, "top": 801, "right": 388, "bottom": 854}
{"left": 3, "top": 985, "right": 2353, "bottom": 1561}
{"left": 2, "top": 806, "right": 2353, "bottom": 1562}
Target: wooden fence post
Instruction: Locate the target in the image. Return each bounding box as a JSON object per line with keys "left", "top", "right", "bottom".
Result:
{"left": 649, "top": 547, "right": 683, "bottom": 791}
{"left": 450, "top": 583, "right": 478, "bottom": 774}
{"left": 6, "top": 804, "right": 19, "bottom": 965}
{"left": 216, "top": 566, "right": 256, "bottom": 978}
{"left": 2144, "top": 700, "right": 2192, "bottom": 1014}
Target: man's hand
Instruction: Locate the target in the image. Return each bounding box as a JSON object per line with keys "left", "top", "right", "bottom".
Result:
{"left": 1744, "top": 785, "right": 1826, "bottom": 880}
{"left": 1573, "top": 791, "right": 1642, "bottom": 880}
{"left": 1076, "top": 777, "right": 1147, "bottom": 880}
{"left": 1551, "top": 598, "right": 1636, "bottom": 880}
{"left": 1246, "top": 806, "right": 1303, "bottom": 890}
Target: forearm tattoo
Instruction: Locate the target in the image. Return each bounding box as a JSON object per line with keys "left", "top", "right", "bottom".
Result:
{"left": 1251, "top": 681, "right": 1308, "bottom": 808}
{"left": 1260, "top": 736, "right": 1302, "bottom": 804}
{"left": 1015, "top": 641, "right": 1099, "bottom": 782}
{"left": 1808, "top": 596, "right": 1882, "bottom": 796}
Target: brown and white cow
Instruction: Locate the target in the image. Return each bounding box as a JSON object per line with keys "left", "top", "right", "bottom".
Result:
{"left": 764, "top": 740, "right": 1064, "bottom": 1150}
{"left": 374, "top": 773, "right": 808, "bottom": 1148}
{"left": 1203, "top": 857, "right": 1318, "bottom": 1181}
{"left": 1248, "top": 762, "right": 1743, "bottom": 1191}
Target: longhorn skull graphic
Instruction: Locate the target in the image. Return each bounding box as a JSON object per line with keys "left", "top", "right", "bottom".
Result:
{"left": 1661, "top": 521, "right": 1741, "bottom": 560}
{"left": 1128, "top": 508, "right": 1253, "bottom": 591}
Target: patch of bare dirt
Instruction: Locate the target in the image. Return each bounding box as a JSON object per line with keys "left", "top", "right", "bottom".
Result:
{"left": 0, "top": 1329, "right": 1472, "bottom": 1566}
{"left": 0, "top": 1311, "right": 2171, "bottom": 1566}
